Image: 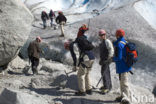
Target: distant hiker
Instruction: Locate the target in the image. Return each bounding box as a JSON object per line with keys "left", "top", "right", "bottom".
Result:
{"left": 77, "top": 24, "right": 89, "bottom": 38}
{"left": 113, "top": 29, "right": 132, "bottom": 104}
{"left": 98, "top": 29, "right": 114, "bottom": 94}
{"left": 56, "top": 11, "right": 67, "bottom": 37}
{"left": 41, "top": 11, "right": 49, "bottom": 29}
{"left": 27, "top": 36, "right": 42, "bottom": 75}
{"left": 49, "top": 9, "right": 55, "bottom": 27}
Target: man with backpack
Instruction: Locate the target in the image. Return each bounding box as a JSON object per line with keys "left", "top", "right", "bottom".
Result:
{"left": 27, "top": 36, "right": 42, "bottom": 75}
{"left": 64, "top": 25, "right": 95, "bottom": 96}
{"left": 98, "top": 29, "right": 114, "bottom": 94}
{"left": 56, "top": 11, "right": 67, "bottom": 37}
{"left": 49, "top": 9, "right": 55, "bottom": 27}
{"left": 41, "top": 11, "right": 49, "bottom": 29}
{"left": 113, "top": 29, "right": 132, "bottom": 104}
{"left": 75, "top": 25, "right": 95, "bottom": 96}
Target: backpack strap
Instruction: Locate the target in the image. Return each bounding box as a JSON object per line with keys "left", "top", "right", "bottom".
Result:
{"left": 119, "top": 41, "right": 127, "bottom": 45}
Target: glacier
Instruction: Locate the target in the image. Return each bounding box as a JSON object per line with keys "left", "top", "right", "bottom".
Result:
{"left": 22, "top": 0, "right": 156, "bottom": 29}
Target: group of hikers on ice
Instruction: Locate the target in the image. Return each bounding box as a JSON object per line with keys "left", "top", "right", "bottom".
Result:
{"left": 28, "top": 9, "right": 138, "bottom": 104}
{"left": 41, "top": 10, "right": 67, "bottom": 37}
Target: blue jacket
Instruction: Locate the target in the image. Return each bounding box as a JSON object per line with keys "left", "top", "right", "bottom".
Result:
{"left": 113, "top": 37, "right": 132, "bottom": 74}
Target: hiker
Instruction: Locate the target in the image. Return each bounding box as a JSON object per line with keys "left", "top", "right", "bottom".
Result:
{"left": 98, "top": 29, "right": 114, "bottom": 94}
{"left": 41, "top": 11, "right": 49, "bottom": 29}
{"left": 56, "top": 11, "right": 67, "bottom": 37}
{"left": 27, "top": 36, "right": 42, "bottom": 75}
{"left": 49, "top": 9, "right": 55, "bottom": 27}
{"left": 75, "top": 25, "right": 95, "bottom": 96}
{"left": 113, "top": 29, "right": 132, "bottom": 104}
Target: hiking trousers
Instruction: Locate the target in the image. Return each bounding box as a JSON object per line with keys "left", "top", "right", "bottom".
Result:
{"left": 77, "top": 60, "right": 94, "bottom": 92}
{"left": 101, "top": 63, "right": 112, "bottom": 90}
{"left": 50, "top": 18, "right": 54, "bottom": 27}
{"left": 30, "top": 57, "right": 39, "bottom": 74}
{"left": 60, "top": 21, "right": 65, "bottom": 36}
{"left": 119, "top": 72, "right": 130, "bottom": 101}
{"left": 42, "top": 19, "right": 47, "bottom": 29}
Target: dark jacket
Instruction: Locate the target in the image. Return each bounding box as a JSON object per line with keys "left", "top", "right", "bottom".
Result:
{"left": 69, "top": 41, "right": 79, "bottom": 66}
{"left": 56, "top": 14, "right": 67, "bottom": 24}
{"left": 28, "top": 40, "right": 41, "bottom": 59}
{"left": 100, "top": 40, "right": 109, "bottom": 62}
{"left": 99, "top": 39, "right": 114, "bottom": 62}
{"left": 113, "top": 37, "right": 132, "bottom": 74}
{"left": 41, "top": 11, "right": 49, "bottom": 21}
{"left": 49, "top": 10, "right": 55, "bottom": 18}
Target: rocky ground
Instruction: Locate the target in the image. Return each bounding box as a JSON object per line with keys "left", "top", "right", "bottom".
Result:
{"left": 0, "top": 1, "right": 156, "bottom": 104}
{"left": 0, "top": 56, "right": 155, "bottom": 104}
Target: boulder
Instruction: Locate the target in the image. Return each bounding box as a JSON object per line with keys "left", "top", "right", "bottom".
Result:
{"left": 0, "top": 88, "right": 48, "bottom": 104}
{"left": 0, "top": 0, "right": 33, "bottom": 68}
{"left": 9, "top": 56, "right": 29, "bottom": 70}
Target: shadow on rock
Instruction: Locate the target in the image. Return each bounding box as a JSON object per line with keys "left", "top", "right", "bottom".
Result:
{"left": 54, "top": 98, "right": 118, "bottom": 104}
{"left": 153, "top": 86, "right": 156, "bottom": 97}
{"left": 26, "top": 87, "right": 75, "bottom": 96}
{"left": 50, "top": 74, "right": 78, "bottom": 90}
{"left": 129, "top": 39, "right": 156, "bottom": 72}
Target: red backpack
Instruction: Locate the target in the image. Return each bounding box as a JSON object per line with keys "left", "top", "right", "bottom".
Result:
{"left": 120, "top": 41, "right": 138, "bottom": 67}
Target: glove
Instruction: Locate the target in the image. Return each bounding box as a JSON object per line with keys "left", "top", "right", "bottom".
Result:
{"left": 72, "top": 66, "right": 79, "bottom": 72}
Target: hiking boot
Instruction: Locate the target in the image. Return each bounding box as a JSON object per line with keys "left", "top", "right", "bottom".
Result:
{"left": 86, "top": 89, "right": 92, "bottom": 95}
{"left": 59, "top": 34, "right": 64, "bottom": 37}
{"left": 100, "top": 89, "right": 110, "bottom": 94}
{"left": 100, "top": 86, "right": 105, "bottom": 90}
{"left": 121, "top": 99, "right": 130, "bottom": 104}
{"left": 75, "top": 91, "right": 86, "bottom": 96}
{"left": 115, "top": 96, "right": 123, "bottom": 102}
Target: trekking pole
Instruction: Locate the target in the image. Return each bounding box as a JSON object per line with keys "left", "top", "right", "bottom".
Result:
{"left": 64, "top": 70, "right": 75, "bottom": 77}
{"left": 96, "top": 76, "right": 102, "bottom": 87}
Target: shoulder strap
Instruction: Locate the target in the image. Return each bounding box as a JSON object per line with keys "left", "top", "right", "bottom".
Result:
{"left": 119, "top": 41, "right": 127, "bottom": 45}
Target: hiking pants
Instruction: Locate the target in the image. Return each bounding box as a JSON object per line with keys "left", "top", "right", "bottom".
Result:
{"left": 50, "top": 18, "right": 53, "bottom": 27}
{"left": 77, "top": 60, "right": 94, "bottom": 92}
{"left": 30, "top": 57, "right": 39, "bottom": 74}
{"left": 60, "top": 21, "right": 65, "bottom": 36}
{"left": 101, "top": 63, "right": 112, "bottom": 90}
{"left": 42, "top": 19, "right": 47, "bottom": 29}
{"left": 119, "top": 72, "right": 130, "bottom": 101}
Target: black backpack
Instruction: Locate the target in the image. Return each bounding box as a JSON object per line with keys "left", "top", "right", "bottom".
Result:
{"left": 76, "top": 36, "right": 94, "bottom": 52}
{"left": 120, "top": 41, "right": 138, "bottom": 67}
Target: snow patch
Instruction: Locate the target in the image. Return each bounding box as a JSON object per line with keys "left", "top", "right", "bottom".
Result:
{"left": 134, "top": 0, "right": 156, "bottom": 29}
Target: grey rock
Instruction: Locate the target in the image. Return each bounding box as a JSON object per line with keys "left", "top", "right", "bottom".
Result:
{"left": 0, "top": 88, "right": 48, "bottom": 104}
{"left": 0, "top": 0, "right": 33, "bottom": 68}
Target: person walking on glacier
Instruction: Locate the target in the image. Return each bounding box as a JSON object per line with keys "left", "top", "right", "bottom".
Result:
{"left": 56, "top": 11, "right": 67, "bottom": 37}
{"left": 27, "top": 36, "right": 42, "bottom": 75}
{"left": 49, "top": 9, "right": 55, "bottom": 27}
{"left": 113, "top": 29, "right": 132, "bottom": 104}
{"left": 41, "top": 11, "right": 49, "bottom": 29}
{"left": 98, "top": 29, "right": 114, "bottom": 94}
